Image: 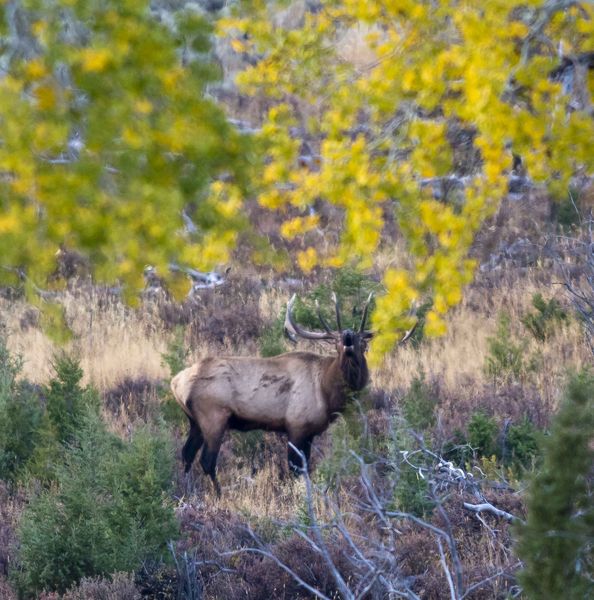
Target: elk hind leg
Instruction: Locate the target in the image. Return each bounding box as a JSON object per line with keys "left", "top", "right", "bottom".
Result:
{"left": 182, "top": 417, "right": 204, "bottom": 473}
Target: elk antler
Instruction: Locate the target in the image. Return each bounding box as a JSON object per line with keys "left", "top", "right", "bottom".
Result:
{"left": 315, "top": 299, "right": 336, "bottom": 335}
{"left": 359, "top": 292, "right": 374, "bottom": 334}
{"left": 286, "top": 295, "right": 337, "bottom": 341}
{"left": 331, "top": 292, "right": 343, "bottom": 331}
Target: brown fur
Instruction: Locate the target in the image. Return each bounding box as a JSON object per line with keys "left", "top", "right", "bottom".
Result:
{"left": 170, "top": 334, "right": 369, "bottom": 495}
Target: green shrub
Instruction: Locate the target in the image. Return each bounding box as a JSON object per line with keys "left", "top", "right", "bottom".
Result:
{"left": 394, "top": 461, "right": 433, "bottom": 517}
{"left": 296, "top": 267, "right": 381, "bottom": 331}
{"left": 521, "top": 293, "right": 568, "bottom": 342}
{"left": 484, "top": 313, "right": 530, "bottom": 382}
{"left": 517, "top": 370, "right": 594, "bottom": 599}
{"left": 45, "top": 355, "right": 99, "bottom": 444}
{"left": 14, "top": 415, "right": 177, "bottom": 596}
{"left": 259, "top": 310, "right": 287, "bottom": 358}
{"left": 161, "top": 327, "right": 189, "bottom": 377}
{"left": 0, "top": 336, "right": 43, "bottom": 482}
{"left": 26, "top": 355, "right": 99, "bottom": 482}
{"left": 553, "top": 188, "right": 582, "bottom": 231}
{"left": 159, "top": 329, "right": 190, "bottom": 427}
{"left": 503, "top": 417, "right": 541, "bottom": 472}
{"left": 467, "top": 412, "right": 499, "bottom": 459}
{"left": 401, "top": 372, "right": 438, "bottom": 431}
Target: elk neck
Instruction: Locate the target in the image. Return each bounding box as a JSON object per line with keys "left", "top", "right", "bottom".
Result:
{"left": 321, "top": 353, "right": 369, "bottom": 416}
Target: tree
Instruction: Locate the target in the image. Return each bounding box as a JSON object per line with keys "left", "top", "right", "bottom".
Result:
{"left": 0, "top": 0, "right": 251, "bottom": 302}
{"left": 516, "top": 370, "right": 594, "bottom": 599}
{"left": 221, "top": 0, "right": 594, "bottom": 362}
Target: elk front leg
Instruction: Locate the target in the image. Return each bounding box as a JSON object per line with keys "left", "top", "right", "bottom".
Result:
{"left": 287, "top": 434, "right": 314, "bottom": 476}
{"left": 199, "top": 410, "right": 229, "bottom": 497}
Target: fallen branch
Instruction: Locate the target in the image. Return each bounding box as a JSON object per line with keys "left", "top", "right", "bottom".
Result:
{"left": 463, "top": 502, "right": 523, "bottom": 524}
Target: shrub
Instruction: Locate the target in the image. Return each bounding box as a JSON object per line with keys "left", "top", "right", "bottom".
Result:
{"left": 38, "top": 572, "right": 140, "bottom": 600}
{"left": 401, "top": 372, "right": 438, "bottom": 431}
{"left": 13, "top": 415, "right": 177, "bottom": 596}
{"left": 503, "top": 417, "right": 541, "bottom": 472}
{"left": 44, "top": 354, "right": 100, "bottom": 445}
{"left": 296, "top": 266, "right": 380, "bottom": 331}
{"left": 484, "top": 313, "right": 530, "bottom": 383}
{"left": 25, "top": 355, "right": 100, "bottom": 483}
{"left": 467, "top": 412, "right": 499, "bottom": 459}
{"left": 160, "top": 330, "right": 190, "bottom": 427}
{"left": 161, "top": 327, "right": 189, "bottom": 378}
{"left": 516, "top": 370, "right": 594, "bottom": 599}
{"left": 0, "top": 337, "right": 43, "bottom": 483}
{"left": 259, "top": 310, "right": 287, "bottom": 358}
{"left": 521, "top": 293, "right": 568, "bottom": 342}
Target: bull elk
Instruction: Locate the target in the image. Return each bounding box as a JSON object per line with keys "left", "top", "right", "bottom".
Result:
{"left": 171, "top": 293, "right": 415, "bottom": 495}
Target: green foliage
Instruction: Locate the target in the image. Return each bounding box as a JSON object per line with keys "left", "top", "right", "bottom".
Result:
{"left": 294, "top": 267, "right": 380, "bottom": 332}
{"left": 161, "top": 327, "right": 189, "bottom": 378}
{"left": 45, "top": 355, "right": 99, "bottom": 444}
{"left": 0, "top": 334, "right": 43, "bottom": 482}
{"left": 0, "top": 0, "right": 251, "bottom": 301}
{"left": 517, "top": 370, "right": 594, "bottom": 599}
{"left": 26, "top": 354, "right": 100, "bottom": 482}
{"left": 401, "top": 371, "right": 438, "bottom": 431}
{"left": 14, "top": 414, "right": 177, "bottom": 597}
{"left": 159, "top": 329, "right": 189, "bottom": 427}
{"left": 521, "top": 293, "right": 568, "bottom": 342}
{"left": 394, "top": 462, "right": 433, "bottom": 518}
{"left": 503, "top": 418, "right": 541, "bottom": 472}
{"left": 484, "top": 313, "right": 530, "bottom": 382}
{"left": 467, "top": 412, "right": 499, "bottom": 459}
{"left": 316, "top": 401, "right": 373, "bottom": 488}
{"left": 259, "top": 310, "right": 287, "bottom": 358}
{"left": 553, "top": 188, "right": 583, "bottom": 230}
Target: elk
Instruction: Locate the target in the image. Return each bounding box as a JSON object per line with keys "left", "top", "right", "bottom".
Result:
{"left": 171, "top": 293, "right": 415, "bottom": 495}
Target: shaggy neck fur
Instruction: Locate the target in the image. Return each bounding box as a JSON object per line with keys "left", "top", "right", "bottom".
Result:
{"left": 322, "top": 353, "right": 369, "bottom": 416}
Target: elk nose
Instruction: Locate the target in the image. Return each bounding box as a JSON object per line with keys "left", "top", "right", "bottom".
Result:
{"left": 343, "top": 331, "right": 353, "bottom": 347}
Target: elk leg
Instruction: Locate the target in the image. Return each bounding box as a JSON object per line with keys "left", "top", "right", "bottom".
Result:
{"left": 200, "top": 445, "right": 222, "bottom": 498}
{"left": 182, "top": 417, "right": 203, "bottom": 473}
{"left": 288, "top": 434, "right": 314, "bottom": 476}
{"left": 199, "top": 412, "right": 228, "bottom": 497}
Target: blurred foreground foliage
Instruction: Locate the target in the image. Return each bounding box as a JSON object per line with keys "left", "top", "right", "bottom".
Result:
{"left": 0, "top": 0, "right": 251, "bottom": 303}
{"left": 223, "top": 0, "right": 594, "bottom": 361}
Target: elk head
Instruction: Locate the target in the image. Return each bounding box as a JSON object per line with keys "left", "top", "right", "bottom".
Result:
{"left": 285, "top": 292, "right": 375, "bottom": 391}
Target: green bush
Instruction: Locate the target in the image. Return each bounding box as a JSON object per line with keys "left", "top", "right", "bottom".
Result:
{"left": 259, "top": 310, "right": 287, "bottom": 358}
{"left": 503, "top": 417, "right": 541, "bottom": 472}
{"left": 0, "top": 335, "right": 43, "bottom": 482}
{"left": 14, "top": 414, "right": 177, "bottom": 596}
{"left": 296, "top": 267, "right": 381, "bottom": 331}
{"left": 161, "top": 327, "right": 189, "bottom": 377}
{"left": 521, "top": 293, "right": 568, "bottom": 342}
{"left": 517, "top": 370, "right": 594, "bottom": 599}
{"left": 160, "top": 329, "right": 190, "bottom": 427}
{"left": 484, "top": 313, "right": 531, "bottom": 383}
{"left": 401, "top": 372, "right": 438, "bottom": 431}
{"left": 26, "top": 355, "right": 100, "bottom": 482}
{"left": 467, "top": 412, "right": 499, "bottom": 459}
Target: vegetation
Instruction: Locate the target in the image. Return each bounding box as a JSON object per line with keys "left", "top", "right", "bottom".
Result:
{"left": 15, "top": 416, "right": 176, "bottom": 596}
{"left": 517, "top": 370, "right": 594, "bottom": 599}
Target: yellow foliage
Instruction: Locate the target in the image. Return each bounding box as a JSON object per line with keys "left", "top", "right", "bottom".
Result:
{"left": 80, "top": 48, "right": 111, "bottom": 73}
